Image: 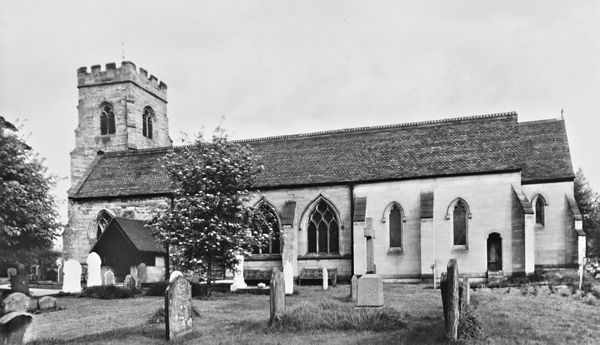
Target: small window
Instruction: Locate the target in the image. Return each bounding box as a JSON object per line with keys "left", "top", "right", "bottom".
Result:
{"left": 535, "top": 196, "right": 545, "bottom": 226}
{"left": 252, "top": 203, "right": 281, "bottom": 255}
{"left": 142, "top": 107, "right": 154, "bottom": 139}
{"left": 96, "top": 210, "right": 113, "bottom": 239}
{"left": 307, "top": 199, "right": 339, "bottom": 254}
{"left": 453, "top": 200, "right": 467, "bottom": 246}
{"left": 100, "top": 103, "right": 115, "bottom": 135}
{"left": 389, "top": 204, "right": 402, "bottom": 248}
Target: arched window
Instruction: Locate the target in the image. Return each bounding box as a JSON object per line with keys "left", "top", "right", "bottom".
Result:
{"left": 100, "top": 103, "right": 115, "bottom": 135}
{"left": 142, "top": 106, "right": 154, "bottom": 139}
{"left": 535, "top": 196, "right": 546, "bottom": 226}
{"left": 453, "top": 200, "right": 468, "bottom": 246}
{"left": 96, "top": 210, "right": 113, "bottom": 239}
{"left": 252, "top": 203, "right": 281, "bottom": 255}
{"left": 307, "top": 199, "right": 339, "bottom": 254}
{"left": 389, "top": 204, "right": 402, "bottom": 248}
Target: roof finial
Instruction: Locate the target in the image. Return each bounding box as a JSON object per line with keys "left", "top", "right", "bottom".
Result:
{"left": 561, "top": 108, "right": 564, "bottom": 119}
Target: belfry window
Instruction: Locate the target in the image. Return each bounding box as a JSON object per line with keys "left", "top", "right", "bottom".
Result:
{"left": 453, "top": 200, "right": 468, "bottom": 246}
{"left": 535, "top": 196, "right": 546, "bottom": 226}
{"left": 100, "top": 103, "right": 115, "bottom": 135}
{"left": 307, "top": 200, "right": 339, "bottom": 254}
{"left": 389, "top": 204, "right": 402, "bottom": 248}
{"left": 142, "top": 107, "right": 154, "bottom": 139}
{"left": 252, "top": 204, "right": 281, "bottom": 255}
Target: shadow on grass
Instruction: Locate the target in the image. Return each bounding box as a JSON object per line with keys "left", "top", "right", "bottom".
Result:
{"left": 26, "top": 325, "right": 168, "bottom": 345}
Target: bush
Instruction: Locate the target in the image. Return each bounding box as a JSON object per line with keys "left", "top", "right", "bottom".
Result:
{"left": 458, "top": 309, "right": 484, "bottom": 341}
{"left": 270, "top": 300, "right": 406, "bottom": 332}
{"left": 80, "top": 285, "right": 136, "bottom": 299}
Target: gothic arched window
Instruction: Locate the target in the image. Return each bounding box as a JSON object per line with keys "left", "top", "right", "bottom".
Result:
{"left": 535, "top": 196, "right": 546, "bottom": 226}
{"left": 307, "top": 200, "right": 339, "bottom": 254}
{"left": 100, "top": 103, "right": 115, "bottom": 135}
{"left": 252, "top": 203, "right": 281, "bottom": 255}
{"left": 142, "top": 106, "right": 154, "bottom": 139}
{"left": 453, "top": 200, "right": 468, "bottom": 246}
{"left": 96, "top": 210, "right": 113, "bottom": 239}
{"left": 389, "top": 204, "right": 402, "bottom": 248}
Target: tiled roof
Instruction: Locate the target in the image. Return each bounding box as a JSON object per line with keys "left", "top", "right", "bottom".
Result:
{"left": 114, "top": 217, "right": 165, "bottom": 253}
{"left": 518, "top": 119, "right": 575, "bottom": 183}
{"left": 70, "top": 112, "right": 574, "bottom": 199}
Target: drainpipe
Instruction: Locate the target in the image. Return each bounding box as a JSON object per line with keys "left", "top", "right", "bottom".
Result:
{"left": 350, "top": 184, "right": 355, "bottom": 277}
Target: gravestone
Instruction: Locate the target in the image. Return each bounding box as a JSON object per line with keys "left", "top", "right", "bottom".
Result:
{"left": 86, "top": 253, "right": 102, "bottom": 287}
{"left": 123, "top": 274, "right": 136, "bottom": 293}
{"left": 1, "top": 292, "right": 30, "bottom": 314}
{"left": 461, "top": 275, "right": 470, "bottom": 312}
{"left": 11, "top": 264, "right": 29, "bottom": 295}
{"left": 350, "top": 275, "right": 358, "bottom": 302}
{"left": 440, "top": 259, "right": 459, "bottom": 341}
{"left": 322, "top": 268, "right": 328, "bottom": 290}
{"left": 38, "top": 296, "right": 58, "bottom": 310}
{"left": 283, "top": 260, "right": 294, "bottom": 295}
{"left": 165, "top": 276, "right": 193, "bottom": 341}
{"left": 230, "top": 254, "right": 247, "bottom": 292}
{"left": 0, "top": 312, "right": 33, "bottom": 345}
{"left": 29, "top": 265, "right": 40, "bottom": 282}
{"left": 357, "top": 221, "right": 384, "bottom": 307}
{"left": 103, "top": 270, "right": 115, "bottom": 286}
{"left": 269, "top": 269, "right": 285, "bottom": 325}
{"left": 45, "top": 268, "right": 57, "bottom": 282}
{"left": 169, "top": 270, "right": 183, "bottom": 283}
{"left": 62, "top": 259, "right": 82, "bottom": 293}
{"left": 137, "top": 263, "right": 147, "bottom": 284}
{"left": 57, "top": 264, "right": 63, "bottom": 283}
{"left": 7, "top": 268, "right": 17, "bottom": 279}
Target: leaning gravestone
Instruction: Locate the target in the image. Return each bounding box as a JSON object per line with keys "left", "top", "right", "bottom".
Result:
{"left": 137, "top": 263, "right": 147, "bottom": 284}
{"left": 11, "top": 264, "right": 29, "bottom": 295}
{"left": 123, "top": 275, "right": 136, "bottom": 293}
{"left": 62, "top": 259, "right": 82, "bottom": 293}
{"left": 103, "top": 270, "right": 115, "bottom": 286}
{"left": 1, "top": 292, "right": 30, "bottom": 314}
{"left": 86, "top": 252, "right": 102, "bottom": 287}
{"left": 165, "top": 276, "right": 192, "bottom": 341}
{"left": 440, "top": 259, "right": 459, "bottom": 341}
{"left": 269, "top": 268, "right": 285, "bottom": 325}
{"left": 0, "top": 312, "right": 33, "bottom": 345}
{"left": 283, "top": 260, "right": 294, "bottom": 295}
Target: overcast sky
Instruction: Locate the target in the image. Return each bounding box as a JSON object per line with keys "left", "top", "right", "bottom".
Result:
{"left": 1, "top": 1, "right": 599, "bottom": 222}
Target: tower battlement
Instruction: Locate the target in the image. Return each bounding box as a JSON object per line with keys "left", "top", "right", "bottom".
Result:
{"left": 77, "top": 61, "right": 167, "bottom": 100}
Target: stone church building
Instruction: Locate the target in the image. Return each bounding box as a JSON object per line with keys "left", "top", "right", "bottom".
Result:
{"left": 63, "top": 61, "right": 585, "bottom": 283}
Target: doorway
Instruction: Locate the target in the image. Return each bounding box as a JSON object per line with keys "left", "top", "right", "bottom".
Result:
{"left": 487, "top": 233, "right": 502, "bottom": 271}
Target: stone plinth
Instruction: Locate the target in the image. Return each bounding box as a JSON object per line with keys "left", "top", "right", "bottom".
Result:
{"left": 357, "top": 274, "right": 384, "bottom": 307}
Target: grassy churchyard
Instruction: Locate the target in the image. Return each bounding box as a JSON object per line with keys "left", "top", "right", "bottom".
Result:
{"left": 23, "top": 281, "right": 600, "bottom": 345}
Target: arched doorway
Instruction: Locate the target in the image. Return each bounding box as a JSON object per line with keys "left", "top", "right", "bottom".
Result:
{"left": 487, "top": 233, "right": 502, "bottom": 271}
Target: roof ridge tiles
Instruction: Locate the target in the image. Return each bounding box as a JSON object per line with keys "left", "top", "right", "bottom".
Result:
{"left": 236, "top": 111, "right": 518, "bottom": 143}
{"left": 519, "top": 118, "right": 563, "bottom": 125}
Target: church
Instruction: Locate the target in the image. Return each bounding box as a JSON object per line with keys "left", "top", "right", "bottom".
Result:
{"left": 63, "top": 61, "right": 585, "bottom": 283}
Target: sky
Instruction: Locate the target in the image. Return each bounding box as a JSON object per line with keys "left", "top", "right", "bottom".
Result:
{"left": 1, "top": 1, "right": 599, "bottom": 223}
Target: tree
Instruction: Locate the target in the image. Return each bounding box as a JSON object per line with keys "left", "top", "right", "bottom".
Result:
{"left": 148, "top": 131, "right": 272, "bottom": 295}
{"left": 574, "top": 168, "right": 600, "bottom": 258}
{"left": 0, "top": 116, "right": 61, "bottom": 292}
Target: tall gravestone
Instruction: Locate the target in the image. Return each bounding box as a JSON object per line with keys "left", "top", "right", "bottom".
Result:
{"left": 11, "top": 264, "right": 29, "bottom": 295}
{"left": 357, "top": 219, "right": 384, "bottom": 307}
{"left": 165, "top": 276, "right": 193, "bottom": 341}
{"left": 440, "top": 259, "right": 459, "bottom": 341}
{"left": 322, "top": 268, "right": 328, "bottom": 290}
{"left": 57, "top": 264, "right": 64, "bottom": 283}
{"left": 137, "top": 263, "right": 148, "bottom": 284}
{"left": 230, "top": 254, "right": 247, "bottom": 292}
{"left": 283, "top": 260, "right": 294, "bottom": 295}
{"left": 103, "top": 270, "right": 115, "bottom": 286}
{"left": 86, "top": 252, "right": 102, "bottom": 287}
{"left": 269, "top": 269, "right": 285, "bottom": 325}
{"left": 62, "top": 259, "right": 82, "bottom": 293}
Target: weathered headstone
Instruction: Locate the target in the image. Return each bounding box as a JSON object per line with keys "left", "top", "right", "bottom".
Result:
{"left": 62, "top": 259, "right": 82, "bottom": 293}
{"left": 269, "top": 269, "right": 285, "bottom": 325}
{"left": 0, "top": 312, "right": 33, "bottom": 345}
{"left": 103, "top": 270, "right": 115, "bottom": 286}
{"left": 230, "top": 254, "right": 247, "bottom": 292}
{"left": 11, "top": 264, "right": 29, "bottom": 295}
{"left": 357, "top": 224, "right": 384, "bottom": 307}
{"left": 1, "top": 293, "right": 30, "bottom": 314}
{"left": 7, "top": 268, "right": 17, "bottom": 279}
{"left": 165, "top": 276, "right": 192, "bottom": 341}
{"left": 440, "top": 259, "right": 459, "bottom": 341}
{"left": 350, "top": 275, "right": 358, "bottom": 302}
{"left": 86, "top": 252, "right": 102, "bottom": 287}
{"left": 123, "top": 274, "right": 136, "bottom": 293}
{"left": 29, "top": 265, "right": 40, "bottom": 282}
{"left": 57, "top": 264, "right": 64, "bottom": 283}
{"left": 322, "top": 268, "right": 328, "bottom": 290}
{"left": 38, "top": 296, "right": 58, "bottom": 310}
{"left": 283, "top": 260, "right": 294, "bottom": 295}
{"left": 169, "top": 270, "right": 183, "bottom": 283}
{"left": 137, "top": 263, "right": 148, "bottom": 284}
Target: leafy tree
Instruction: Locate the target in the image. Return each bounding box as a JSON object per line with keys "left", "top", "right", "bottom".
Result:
{"left": 574, "top": 168, "right": 600, "bottom": 258}
{"left": 0, "top": 116, "right": 61, "bottom": 290}
{"left": 148, "top": 131, "right": 271, "bottom": 295}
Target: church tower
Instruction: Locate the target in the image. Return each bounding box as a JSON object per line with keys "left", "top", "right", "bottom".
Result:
{"left": 70, "top": 61, "right": 171, "bottom": 189}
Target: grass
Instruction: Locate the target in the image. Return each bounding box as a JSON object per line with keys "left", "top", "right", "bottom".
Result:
{"left": 24, "top": 283, "right": 600, "bottom": 345}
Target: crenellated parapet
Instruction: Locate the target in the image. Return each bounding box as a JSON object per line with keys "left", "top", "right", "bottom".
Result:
{"left": 77, "top": 61, "right": 167, "bottom": 101}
